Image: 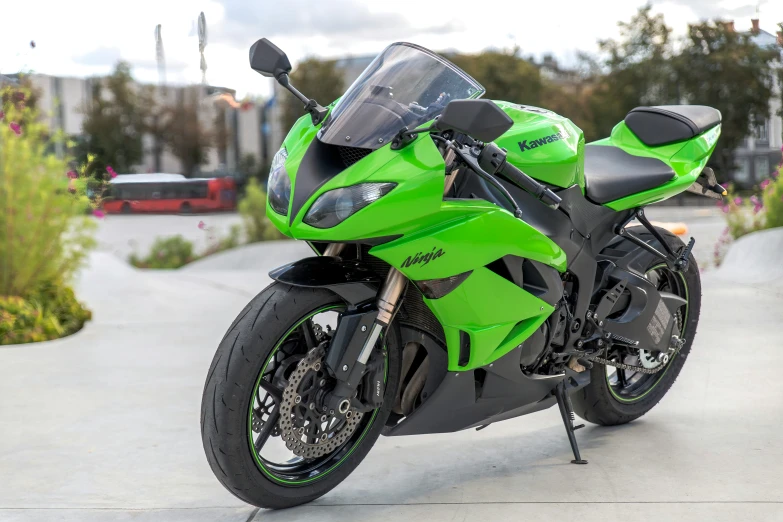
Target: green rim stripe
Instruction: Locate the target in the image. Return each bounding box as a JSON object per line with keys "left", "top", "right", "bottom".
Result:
{"left": 247, "top": 305, "right": 384, "bottom": 486}
{"left": 607, "top": 263, "right": 689, "bottom": 403}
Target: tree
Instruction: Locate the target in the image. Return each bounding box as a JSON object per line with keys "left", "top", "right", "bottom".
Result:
{"left": 675, "top": 21, "right": 778, "bottom": 177}
{"left": 213, "top": 105, "right": 230, "bottom": 166}
{"left": 162, "top": 88, "right": 213, "bottom": 177}
{"left": 138, "top": 85, "right": 167, "bottom": 173}
{"left": 451, "top": 49, "right": 543, "bottom": 105}
{"left": 585, "top": 5, "right": 678, "bottom": 139}
{"left": 79, "top": 62, "right": 145, "bottom": 176}
{"left": 281, "top": 58, "right": 344, "bottom": 132}
{"left": 540, "top": 80, "right": 599, "bottom": 141}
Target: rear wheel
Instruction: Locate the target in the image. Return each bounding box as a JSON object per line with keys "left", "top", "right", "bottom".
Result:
{"left": 201, "top": 283, "right": 400, "bottom": 509}
{"left": 572, "top": 228, "right": 701, "bottom": 425}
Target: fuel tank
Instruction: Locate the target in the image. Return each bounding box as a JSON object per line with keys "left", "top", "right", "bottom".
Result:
{"left": 492, "top": 101, "right": 585, "bottom": 189}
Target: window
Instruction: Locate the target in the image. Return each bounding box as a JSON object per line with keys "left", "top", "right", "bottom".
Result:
{"left": 734, "top": 157, "right": 751, "bottom": 184}
{"left": 754, "top": 120, "right": 769, "bottom": 143}
{"left": 755, "top": 156, "right": 770, "bottom": 181}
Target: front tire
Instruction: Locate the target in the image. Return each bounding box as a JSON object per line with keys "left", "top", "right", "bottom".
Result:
{"left": 201, "top": 283, "right": 400, "bottom": 509}
{"left": 571, "top": 227, "right": 701, "bottom": 426}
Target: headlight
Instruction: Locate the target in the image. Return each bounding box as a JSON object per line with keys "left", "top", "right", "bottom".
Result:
{"left": 303, "top": 183, "right": 396, "bottom": 228}
{"left": 267, "top": 147, "right": 290, "bottom": 215}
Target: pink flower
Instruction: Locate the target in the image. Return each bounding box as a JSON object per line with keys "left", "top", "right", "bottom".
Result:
{"left": 751, "top": 195, "right": 763, "bottom": 214}
{"left": 721, "top": 205, "right": 729, "bottom": 214}
{"left": 197, "top": 221, "right": 206, "bottom": 230}
{"left": 760, "top": 179, "right": 771, "bottom": 190}
{"left": 67, "top": 170, "right": 78, "bottom": 179}
{"left": 773, "top": 170, "right": 780, "bottom": 179}
{"left": 106, "top": 166, "right": 117, "bottom": 178}
{"left": 92, "top": 209, "right": 105, "bottom": 219}
{"left": 9, "top": 122, "right": 21, "bottom": 135}
{"left": 733, "top": 197, "right": 743, "bottom": 206}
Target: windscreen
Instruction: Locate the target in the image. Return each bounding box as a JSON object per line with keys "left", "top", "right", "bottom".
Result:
{"left": 318, "top": 42, "right": 485, "bottom": 150}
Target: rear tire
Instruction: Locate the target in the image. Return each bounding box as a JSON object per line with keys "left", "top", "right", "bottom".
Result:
{"left": 121, "top": 202, "right": 131, "bottom": 214}
{"left": 571, "top": 227, "right": 701, "bottom": 426}
{"left": 201, "top": 283, "right": 401, "bottom": 509}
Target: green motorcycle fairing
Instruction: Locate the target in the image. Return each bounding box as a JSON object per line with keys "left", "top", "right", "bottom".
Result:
{"left": 267, "top": 70, "right": 719, "bottom": 374}
{"left": 270, "top": 121, "right": 563, "bottom": 370}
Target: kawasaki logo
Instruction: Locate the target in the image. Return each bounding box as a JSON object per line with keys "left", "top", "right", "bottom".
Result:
{"left": 402, "top": 247, "right": 445, "bottom": 268}
{"left": 518, "top": 130, "right": 570, "bottom": 152}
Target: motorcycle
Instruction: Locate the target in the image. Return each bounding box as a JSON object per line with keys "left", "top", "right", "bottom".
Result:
{"left": 201, "top": 38, "right": 725, "bottom": 509}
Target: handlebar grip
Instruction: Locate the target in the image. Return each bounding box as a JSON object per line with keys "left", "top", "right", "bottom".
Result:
{"left": 498, "top": 159, "right": 562, "bottom": 209}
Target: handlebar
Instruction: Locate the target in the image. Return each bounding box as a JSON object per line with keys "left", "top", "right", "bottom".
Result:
{"left": 476, "top": 142, "right": 562, "bottom": 210}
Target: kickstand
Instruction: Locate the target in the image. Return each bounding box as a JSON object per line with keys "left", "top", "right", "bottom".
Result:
{"left": 553, "top": 381, "right": 588, "bottom": 465}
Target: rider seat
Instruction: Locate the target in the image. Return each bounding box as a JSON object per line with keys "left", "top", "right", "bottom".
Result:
{"left": 625, "top": 105, "right": 721, "bottom": 147}
{"left": 584, "top": 145, "right": 675, "bottom": 204}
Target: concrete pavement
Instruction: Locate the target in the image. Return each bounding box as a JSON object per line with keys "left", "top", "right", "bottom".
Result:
{"left": 2, "top": 219, "right": 781, "bottom": 522}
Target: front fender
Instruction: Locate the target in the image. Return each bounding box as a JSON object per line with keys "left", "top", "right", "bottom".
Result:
{"left": 269, "top": 256, "right": 381, "bottom": 305}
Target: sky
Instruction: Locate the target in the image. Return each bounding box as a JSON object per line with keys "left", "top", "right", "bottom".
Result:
{"left": 1, "top": 0, "right": 781, "bottom": 98}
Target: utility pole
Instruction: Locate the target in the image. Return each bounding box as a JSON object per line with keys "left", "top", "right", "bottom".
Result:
{"left": 155, "top": 24, "right": 166, "bottom": 87}
{"left": 198, "top": 12, "right": 208, "bottom": 85}
{"left": 152, "top": 24, "right": 166, "bottom": 172}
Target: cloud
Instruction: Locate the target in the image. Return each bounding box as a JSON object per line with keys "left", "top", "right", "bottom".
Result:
{"left": 73, "top": 47, "right": 123, "bottom": 66}
{"left": 651, "top": 0, "right": 758, "bottom": 21}
{"left": 211, "top": 0, "right": 460, "bottom": 49}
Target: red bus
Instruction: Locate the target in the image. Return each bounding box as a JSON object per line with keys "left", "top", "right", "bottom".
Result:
{"left": 103, "top": 174, "right": 237, "bottom": 214}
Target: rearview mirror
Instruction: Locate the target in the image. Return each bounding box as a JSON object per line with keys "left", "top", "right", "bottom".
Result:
{"left": 436, "top": 99, "right": 513, "bottom": 142}
{"left": 249, "top": 38, "right": 292, "bottom": 79}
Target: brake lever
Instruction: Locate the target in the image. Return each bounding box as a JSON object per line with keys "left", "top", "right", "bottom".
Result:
{"left": 449, "top": 142, "right": 525, "bottom": 219}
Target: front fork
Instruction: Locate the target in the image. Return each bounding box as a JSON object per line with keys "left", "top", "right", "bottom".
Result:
{"left": 322, "top": 243, "right": 407, "bottom": 413}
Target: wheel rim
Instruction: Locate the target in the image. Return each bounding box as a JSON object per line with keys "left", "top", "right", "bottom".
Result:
{"left": 247, "top": 305, "right": 387, "bottom": 485}
{"left": 606, "top": 264, "right": 689, "bottom": 403}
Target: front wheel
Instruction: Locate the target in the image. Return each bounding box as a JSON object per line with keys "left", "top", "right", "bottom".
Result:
{"left": 571, "top": 227, "right": 701, "bottom": 426}
{"left": 201, "top": 283, "right": 400, "bottom": 509}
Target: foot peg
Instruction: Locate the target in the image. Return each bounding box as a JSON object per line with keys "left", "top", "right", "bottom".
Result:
{"left": 553, "top": 381, "right": 587, "bottom": 464}
{"left": 674, "top": 237, "right": 695, "bottom": 272}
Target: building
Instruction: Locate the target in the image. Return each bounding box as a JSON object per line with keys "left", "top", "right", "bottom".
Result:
{"left": 732, "top": 21, "right": 783, "bottom": 187}
{"left": 7, "top": 73, "right": 267, "bottom": 177}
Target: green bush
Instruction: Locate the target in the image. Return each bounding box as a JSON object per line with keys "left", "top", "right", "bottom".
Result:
{"left": 27, "top": 279, "right": 93, "bottom": 336}
{"left": 0, "top": 282, "right": 91, "bottom": 345}
{"left": 129, "top": 235, "right": 196, "bottom": 269}
{"left": 0, "top": 296, "right": 61, "bottom": 344}
{"left": 0, "top": 82, "right": 97, "bottom": 344}
{"left": 722, "top": 158, "right": 783, "bottom": 240}
{"left": 0, "top": 84, "right": 97, "bottom": 295}
{"left": 239, "top": 179, "right": 285, "bottom": 243}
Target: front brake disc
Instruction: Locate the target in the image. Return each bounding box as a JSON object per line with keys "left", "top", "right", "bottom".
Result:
{"left": 278, "top": 347, "right": 364, "bottom": 459}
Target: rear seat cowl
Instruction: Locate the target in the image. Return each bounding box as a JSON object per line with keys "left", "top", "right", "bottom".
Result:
{"left": 624, "top": 105, "right": 722, "bottom": 147}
